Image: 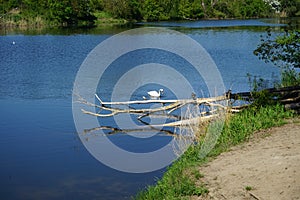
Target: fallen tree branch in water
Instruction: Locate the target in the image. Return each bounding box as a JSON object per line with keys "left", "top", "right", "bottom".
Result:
{"left": 75, "top": 86, "right": 300, "bottom": 137}
{"left": 81, "top": 94, "right": 229, "bottom": 118}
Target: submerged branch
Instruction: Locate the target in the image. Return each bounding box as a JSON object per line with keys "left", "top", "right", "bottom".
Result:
{"left": 77, "top": 93, "right": 231, "bottom": 135}
{"left": 83, "top": 125, "right": 175, "bottom": 136}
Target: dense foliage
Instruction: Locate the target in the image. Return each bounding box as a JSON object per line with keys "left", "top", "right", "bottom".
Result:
{"left": 280, "top": 0, "right": 300, "bottom": 17}
{"left": 254, "top": 29, "right": 300, "bottom": 68}
{"left": 254, "top": 29, "right": 300, "bottom": 86}
{"left": 1, "top": 0, "right": 299, "bottom": 26}
{"left": 0, "top": 0, "right": 100, "bottom": 26}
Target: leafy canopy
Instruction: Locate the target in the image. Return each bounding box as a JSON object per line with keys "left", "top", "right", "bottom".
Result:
{"left": 254, "top": 29, "right": 300, "bottom": 68}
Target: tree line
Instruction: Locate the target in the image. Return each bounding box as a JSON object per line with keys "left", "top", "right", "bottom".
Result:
{"left": 0, "top": 0, "right": 299, "bottom": 26}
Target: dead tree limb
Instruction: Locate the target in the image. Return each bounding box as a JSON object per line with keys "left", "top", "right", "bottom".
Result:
{"left": 80, "top": 94, "right": 229, "bottom": 118}
{"left": 75, "top": 85, "right": 300, "bottom": 138}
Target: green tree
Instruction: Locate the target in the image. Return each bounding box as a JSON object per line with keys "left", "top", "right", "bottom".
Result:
{"left": 141, "top": 0, "right": 168, "bottom": 21}
{"left": 0, "top": 0, "right": 281, "bottom": 25}
{"left": 213, "top": 0, "right": 232, "bottom": 18}
{"left": 254, "top": 29, "right": 300, "bottom": 86}
{"left": 102, "top": 0, "right": 130, "bottom": 18}
{"left": 254, "top": 29, "right": 300, "bottom": 68}
{"left": 47, "top": 1, "right": 76, "bottom": 24}
{"left": 102, "top": 0, "right": 141, "bottom": 20}
{"left": 178, "top": 0, "right": 203, "bottom": 19}
{"left": 47, "top": 0, "right": 96, "bottom": 25}
{"left": 0, "top": 0, "right": 20, "bottom": 13}
{"left": 129, "top": 0, "right": 142, "bottom": 20}
{"left": 178, "top": 0, "right": 194, "bottom": 19}
{"left": 280, "top": 0, "right": 300, "bottom": 17}
{"left": 243, "top": 0, "right": 272, "bottom": 18}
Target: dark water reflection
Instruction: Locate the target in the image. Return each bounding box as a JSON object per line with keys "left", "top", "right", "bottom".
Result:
{"left": 0, "top": 18, "right": 298, "bottom": 199}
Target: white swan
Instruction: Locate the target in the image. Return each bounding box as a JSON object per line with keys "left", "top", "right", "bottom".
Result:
{"left": 147, "top": 89, "right": 164, "bottom": 98}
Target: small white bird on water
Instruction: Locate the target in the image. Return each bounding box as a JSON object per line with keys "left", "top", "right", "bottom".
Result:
{"left": 147, "top": 89, "right": 164, "bottom": 98}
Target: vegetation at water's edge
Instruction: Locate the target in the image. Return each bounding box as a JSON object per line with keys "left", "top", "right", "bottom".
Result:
{"left": 134, "top": 27, "right": 300, "bottom": 200}
{"left": 254, "top": 28, "right": 300, "bottom": 87}
{"left": 1, "top": 0, "right": 300, "bottom": 27}
{"left": 134, "top": 104, "right": 295, "bottom": 199}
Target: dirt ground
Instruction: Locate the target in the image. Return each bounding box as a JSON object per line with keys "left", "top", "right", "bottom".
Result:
{"left": 194, "top": 118, "right": 300, "bottom": 200}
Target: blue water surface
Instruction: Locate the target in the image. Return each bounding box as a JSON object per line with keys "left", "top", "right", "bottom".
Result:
{"left": 0, "top": 19, "right": 289, "bottom": 199}
{"left": 0, "top": 34, "right": 161, "bottom": 200}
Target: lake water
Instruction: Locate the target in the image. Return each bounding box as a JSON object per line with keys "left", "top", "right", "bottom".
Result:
{"left": 0, "top": 19, "right": 294, "bottom": 199}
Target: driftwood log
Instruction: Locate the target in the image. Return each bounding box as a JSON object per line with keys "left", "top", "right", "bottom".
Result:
{"left": 77, "top": 85, "right": 300, "bottom": 135}
{"left": 229, "top": 85, "right": 300, "bottom": 113}
{"left": 78, "top": 93, "right": 229, "bottom": 123}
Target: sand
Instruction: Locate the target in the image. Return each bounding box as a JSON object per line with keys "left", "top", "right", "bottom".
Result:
{"left": 194, "top": 118, "right": 300, "bottom": 200}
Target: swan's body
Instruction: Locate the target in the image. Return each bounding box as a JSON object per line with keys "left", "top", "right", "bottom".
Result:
{"left": 147, "top": 89, "right": 163, "bottom": 98}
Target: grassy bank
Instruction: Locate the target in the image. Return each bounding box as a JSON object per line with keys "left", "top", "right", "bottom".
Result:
{"left": 93, "top": 11, "right": 129, "bottom": 26}
{"left": 134, "top": 104, "right": 294, "bottom": 200}
{"left": 0, "top": 10, "right": 128, "bottom": 30}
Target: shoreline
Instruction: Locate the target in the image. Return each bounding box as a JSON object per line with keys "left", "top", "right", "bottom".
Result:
{"left": 0, "top": 16, "right": 293, "bottom": 30}
{"left": 194, "top": 117, "right": 300, "bottom": 200}
{"left": 0, "top": 17, "right": 294, "bottom": 36}
{"left": 134, "top": 105, "right": 297, "bottom": 199}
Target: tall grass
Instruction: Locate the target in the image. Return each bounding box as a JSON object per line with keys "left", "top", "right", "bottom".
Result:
{"left": 1, "top": 15, "right": 50, "bottom": 28}
{"left": 210, "top": 104, "right": 294, "bottom": 156}
{"left": 94, "top": 11, "right": 128, "bottom": 25}
{"left": 134, "top": 104, "right": 294, "bottom": 200}
{"left": 280, "top": 67, "right": 300, "bottom": 87}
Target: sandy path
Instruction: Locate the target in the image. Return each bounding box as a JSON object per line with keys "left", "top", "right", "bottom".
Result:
{"left": 195, "top": 119, "right": 300, "bottom": 200}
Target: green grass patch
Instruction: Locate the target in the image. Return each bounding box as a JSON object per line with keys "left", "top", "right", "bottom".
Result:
{"left": 93, "top": 11, "right": 128, "bottom": 25}
{"left": 134, "top": 104, "right": 294, "bottom": 200}
{"left": 245, "top": 186, "right": 253, "bottom": 191}
{"left": 210, "top": 104, "right": 293, "bottom": 156}
{"left": 94, "top": 11, "right": 113, "bottom": 19}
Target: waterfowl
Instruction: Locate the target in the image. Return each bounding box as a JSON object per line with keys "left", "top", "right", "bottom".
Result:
{"left": 147, "top": 89, "right": 164, "bottom": 98}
